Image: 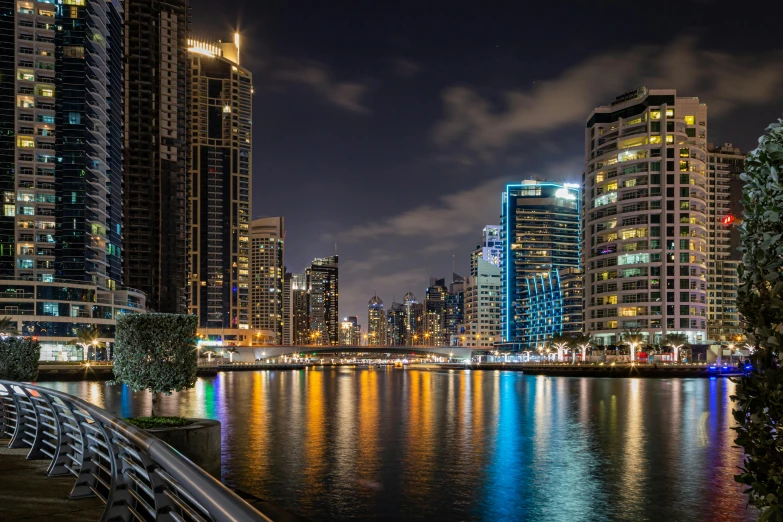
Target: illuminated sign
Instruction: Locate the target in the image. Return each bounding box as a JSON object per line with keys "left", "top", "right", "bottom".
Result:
{"left": 555, "top": 188, "right": 576, "bottom": 200}
{"left": 721, "top": 214, "right": 735, "bottom": 226}
{"left": 197, "top": 340, "right": 223, "bottom": 347}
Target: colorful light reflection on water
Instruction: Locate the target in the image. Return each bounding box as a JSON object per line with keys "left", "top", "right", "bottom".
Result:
{"left": 44, "top": 370, "right": 753, "bottom": 521}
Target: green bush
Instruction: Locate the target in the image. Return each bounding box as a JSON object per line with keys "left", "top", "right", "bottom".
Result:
{"left": 112, "top": 314, "right": 198, "bottom": 417}
{"left": 125, "top": 416, "right": 192, "bottom": 430}
{"left": 0, "top": 337, "right": 41, "bottom": 381}
{"left": 732, "top": 118, "right": 783, "bottom": 520}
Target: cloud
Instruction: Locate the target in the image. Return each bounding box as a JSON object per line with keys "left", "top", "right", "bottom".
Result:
{"left": 276, "top": 61, "right": 371, "bottom": 113}
{"left": 340, "top": 178, "right": 504, "bottom": 243}
{"left": 392, "top": 58, "right": 421, "bottom": 78}
{"left": 433, "top": 37, "right": 783, "bottom": 157}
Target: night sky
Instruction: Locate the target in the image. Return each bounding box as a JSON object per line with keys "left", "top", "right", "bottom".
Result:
{"left": 191, "top": 0, "right": 783, "bottom": 322}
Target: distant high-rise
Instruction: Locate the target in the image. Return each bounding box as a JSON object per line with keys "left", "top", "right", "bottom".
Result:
{"left": 123, "top": 0, "right": 189, "bottom": 313}
{"left": 458, "top": 258, "right": 502, "bottom": 347}
{"left": 401, "top": 292, "right": 424, "bottom": 345}
{"left": 307, "top": 255, "right": 338, "bottom": 345}
{"left": 282, "top": 271, "right": 292, "bottom": 344}
{"left": 187, "top": 35, "right": 253, "bottom": 332}
{"left": 445, "top": 274, "right": 464, "bottom": 345}
{"left": 424, "top": 278, "right": 448, "bottom": 346}
{"left": 290, "top": 273, "right": 310, "bottom": 344}
{"left": 250, "top": 218, "right": 284, "bottom": 344}
{"left": 368, "top": 294, "right": 386, "bottom": 345}
{"left": 470, "top": 226, "right": 501, "bottom": 277}
{"left": 584, "top": 87, "right": 708, "bottom": 346}
{"left": 707, "top": 143, "right": 745, "bottom": 341}
{"left": 340, "top": 316, "right": 360, "bottom": 345}
{"left": 501, "top": 180, "right": 581, "bottom": 349}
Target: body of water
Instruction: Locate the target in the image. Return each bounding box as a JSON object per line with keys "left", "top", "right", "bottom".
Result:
{"left": 45, "top": 368, "right": 752, "bottom": 521}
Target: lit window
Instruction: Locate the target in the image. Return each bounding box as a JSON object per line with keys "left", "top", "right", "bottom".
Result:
{"left": 69, "top": 112, "right": 81, "bottom": 124}
{"left": 665, "top": 135, "right": 674, "bottom": 144}
{"left": 684, "top": 115, "right": 695, "bottom": 125}
{"left": 17, "top": 137, "right": 35, "bottom": 148}
{"left": 650, "top": 110, "right": 661, "bottom": 120}
{"left": 3, "top": 205, "right": 14, "bottom": 217}
{"left": 665, "top": 109, "right": 675, "bottom": 118}
{"left": 649, "top": 135, "right": 661, "bottom": 144}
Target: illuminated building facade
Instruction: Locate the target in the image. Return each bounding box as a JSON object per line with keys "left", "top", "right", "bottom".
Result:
{"left": 501, "top": 180, "right": 581, "bottom": 349}
{"left": 584, "top": 88, "right": 709, "bottom": 346}
{"left": 250, "top": 217, "right": 284, "bottom": 344}
{"left": 425, "top": 277, "right": 448, "bottom": 346}
{"left": 445, "top": 274, "right": 464, "bottom": 345}
{"left": 187, "top": 35, "right": 253, "bottom": 333}
{"left": 340, "top": 316, "right": 360, "bottom": 345}
{"left": 367, "top": 294, "right": 385, "bottom": 345}
{"left": 289, "top": 272, "right": 309, "bottom": 344}
{"left": 457, "top": 258, "right": 501, "bottom": 347}
{"left": 307, "top": 255, "right": 338, "bottom": 345}
{"left": 124, "top": 0, "right": 189, "bottom": 313}
{"left": 470, "top": 225, "right": 501, "bottom": 276}
{"left": 707, "top": 143, "right": 745, "bottom": 341}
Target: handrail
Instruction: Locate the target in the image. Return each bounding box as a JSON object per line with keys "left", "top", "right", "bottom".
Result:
{"left": 0, "top": 380, "right": 271, "bottom": 522}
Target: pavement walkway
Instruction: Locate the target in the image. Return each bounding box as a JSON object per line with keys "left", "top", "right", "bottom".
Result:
{"left": 0, "top": 440, "right": 104, "bottom": 521}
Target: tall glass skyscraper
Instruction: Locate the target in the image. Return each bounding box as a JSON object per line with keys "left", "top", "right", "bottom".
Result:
{"left": 187, "top": 35, "right": 253, "bottom": 334}
{"left": 501, "top": 180, "right": 581, "bottom": 349}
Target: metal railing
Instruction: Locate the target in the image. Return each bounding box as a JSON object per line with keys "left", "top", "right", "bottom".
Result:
{"left": 0, "top": 380, "right": 270, "bottom": 522}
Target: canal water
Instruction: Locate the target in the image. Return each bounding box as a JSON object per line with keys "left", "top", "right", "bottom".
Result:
{"left": 46, "top": 369, "right": 752, "bottom": 521}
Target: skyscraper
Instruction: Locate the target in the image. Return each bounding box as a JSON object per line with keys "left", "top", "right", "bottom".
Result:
{"left": 424, "top": 278, "right": 448, "bottom": 346}
{"left": 250, "top": 217, "right": 284, "bottom": 344}
{"left": 584, "top": 87, "right": 708, "bottom": 346}
{"left": 340, "top": 316, "right": 359, "bottom": 345}
{"left": 282, "top": 271, "right": 292, "bottom": 344}
{"left": 55, "top": 0, "right": 124, "bottom": 288}
{"left": 445, "top": 274, "right": 464, "bottom": 345}
{"left": 307, "top": 255, "right": 338, "bottom": 345}
{"left": 0, "top": 0, "right": 144, "bottom": 359}
{"left": 368, "top": 293, "right": 385, "bottom": 345}
{"left": 123, "top": 0, "right": 189, "bottom": 313}
{"left": 290, "top": 272, "right": 310, "bottom": 344}
{"left": 458, "top": 258, "right": 501, "bottom": 347}
{"left": 501, "top": 180, "right": 581, "bottom": 349}
{"left": 707, "top": 143, "right": 745, "bottom": 341}
{"left": 187, "top": 35, "right": 253, "bottom": 334}
{"left": 470, "top": 225, "right": 501, "bottom": 277}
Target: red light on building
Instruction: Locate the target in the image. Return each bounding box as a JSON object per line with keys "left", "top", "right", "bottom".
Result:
{"left": 722, "top": 214, "right": 735, "bottom": 226}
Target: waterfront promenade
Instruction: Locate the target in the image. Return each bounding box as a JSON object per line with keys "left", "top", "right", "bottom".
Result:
{"left": 34, "top": 361, "right": 745, "bottom": 381}
{"left": 0, "top": 441, "right": 104, "bottom": 521}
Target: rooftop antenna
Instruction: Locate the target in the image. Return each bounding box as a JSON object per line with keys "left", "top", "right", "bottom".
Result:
{"left": 452, "top": 254, "right": 455, "bottom": 278}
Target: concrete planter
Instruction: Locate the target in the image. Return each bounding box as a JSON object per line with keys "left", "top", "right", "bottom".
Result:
{"left": 145, "top": 419, "right": 221, "bottom": 478}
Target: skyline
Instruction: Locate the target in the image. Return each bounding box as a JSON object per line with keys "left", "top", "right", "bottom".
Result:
{"left": 192, "top": 1, "right": 783, "bottom": 320}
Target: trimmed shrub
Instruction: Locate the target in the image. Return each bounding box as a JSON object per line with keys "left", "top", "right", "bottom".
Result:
{"left": 0, "top": 337, "right": 41, "bottom": 381}
{"left": 732, "top": 118, "right": 783, "bottom": 519}
{"left": 112, "top": 314, "right": 198, "bottom": 417}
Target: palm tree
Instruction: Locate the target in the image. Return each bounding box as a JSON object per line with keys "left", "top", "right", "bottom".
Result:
{"left": 67, "top": 326, "right": 104, "bottom": 363}
{"left": 550, "top": 333, "right": 571, "bottom": 362}
{"left": 569, "top": 334, "right": 593, "bottom": 363}
{"left": 0, "top": 316, "right": 18, "bottom": 337}
{"left": 663, "top": 333, "right": 689, "bottom": 363}
{"left": 621, "top": 328, "right": 644, "bottom": 362}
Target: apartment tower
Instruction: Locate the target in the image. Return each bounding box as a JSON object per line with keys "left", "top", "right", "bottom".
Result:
{"left": 706, "top": 143, "right": 745, "bottom": 341}
{"left": 501, "top": 180, "right": 581, "bottom": 349}
{"left": 584, "top": 87, "right": 708, "bottom": 346}
{"left": 123, "top": 0, "right": 189, "bottom": 312}
{"left": 187, "top": 35, "right": 253, "bottom": 334}
{"left": 250, "top": 217, "right": 284, "bottom": 344}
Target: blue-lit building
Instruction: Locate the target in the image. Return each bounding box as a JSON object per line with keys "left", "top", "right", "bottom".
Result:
{"left": 500, "top": 181, "right": 582, "bottom": 350}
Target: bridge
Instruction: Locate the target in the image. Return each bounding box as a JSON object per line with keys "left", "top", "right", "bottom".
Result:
{"left": 223, "top": 345, "right": 484, "bottom": 362}
{"left": 0, "top": 380, "right": 271, "bottom": 521}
